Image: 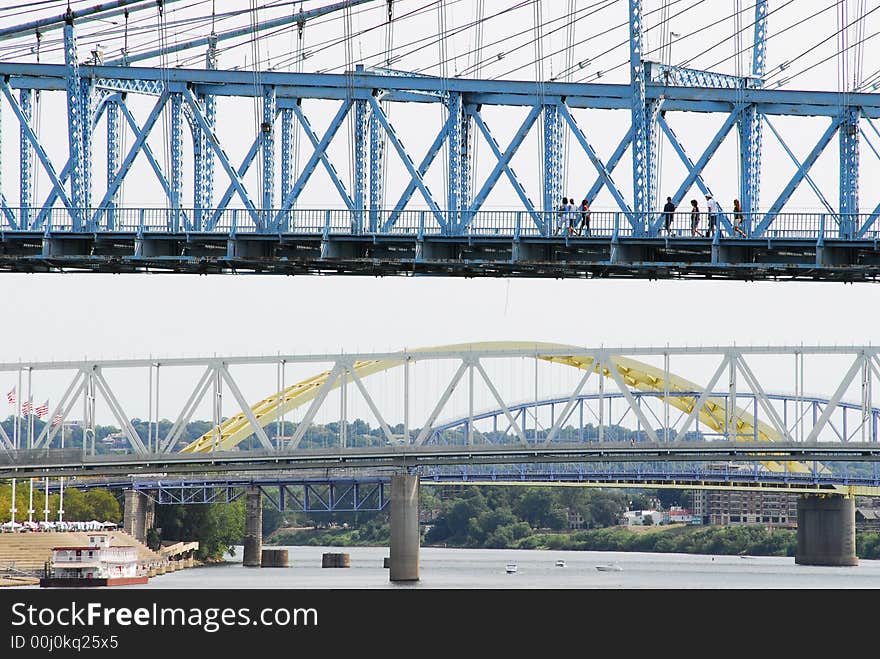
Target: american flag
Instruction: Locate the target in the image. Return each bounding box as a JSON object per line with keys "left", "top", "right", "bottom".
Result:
{"left": 6, "top": 387, "right": 14, "bottom": 405}
{"left": 21, "top": 400, "right": 32, "bottom": 415}
{"left": 51, "top": 413, "right": 62, "bottom": 427}
{"left": 35, "top": 400, "right": 49, "bottom": 418}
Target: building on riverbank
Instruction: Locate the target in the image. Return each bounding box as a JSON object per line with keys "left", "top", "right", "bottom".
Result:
{"left": 691, "top": 489, "right": 798, "bottom": 527}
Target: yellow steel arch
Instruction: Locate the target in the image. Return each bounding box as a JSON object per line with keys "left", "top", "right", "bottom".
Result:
{"left": 181, "top": 341, "right": 808, "bottom": 478}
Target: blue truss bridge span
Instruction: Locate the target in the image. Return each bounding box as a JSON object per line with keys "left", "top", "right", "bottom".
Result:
{"left": 31, "top": 464, "right": 880, "bottom": 512}
{"left": 1, "top": 2, "right": 879, "bottom": 281}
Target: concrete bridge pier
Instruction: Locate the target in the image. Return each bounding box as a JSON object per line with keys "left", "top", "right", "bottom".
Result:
{"left": 243, "top": 487, "right": 262, "bottom": 567}
{"left": 122, "top": 490, "right": 155, "bottom": 543}
{"left": 389, "top": 474, "right": 420, "bottom": 582}
{"left": 796, "top": 494, "right": 858, "bottom": 566}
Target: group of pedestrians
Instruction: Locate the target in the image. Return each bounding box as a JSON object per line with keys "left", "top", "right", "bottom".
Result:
{"left": 555, "top": 196, "right": 591, "bottom": 236}
{"left": 663, "top": 194, "right": 747, "bottom": 238}
{"left": 554, "top": 194, "right": 748, "bottom": 238}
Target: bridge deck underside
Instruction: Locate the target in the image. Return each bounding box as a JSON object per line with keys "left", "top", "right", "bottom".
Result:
{"left": 2, "top": 233, "right": 880, "bottom": 281}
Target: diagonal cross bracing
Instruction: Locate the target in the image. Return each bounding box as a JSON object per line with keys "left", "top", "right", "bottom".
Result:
{"left": 804, "top": 355, "right": 865, "bottom": 444}
{"left": 414, "top": 362, "right": 469, "bottom": 446}
{"left": 558, "top": 104, "right": 633, "bottom": 220}
{"left": 734, "top": 355, "right": 795, "bottom": 444}
{"left": 98, "top": 100, "right": 185, "bottom": 229}
{"left": 90, "top": 92, "right": 170, "bottom": 224}
{"left": 468, "top": 106, "right": 542, "bottom": 228}
{"left": 601, "top": 356, "right": 660, "bottom": 443}
{"left": 383, "top": 108, "right": 459, "bottom": 232}
{"left": 764, "top": 117, "right": 836, "bottom": 219}
{"left": 583, "top": 128, "right": 632, "bottom": 210}
{"left": 288, "top": 100, "right": 354, "bottom": 214}
{"left": 543, "top": 364, "right": 596, "bottom": 445}
{"left": 656, "top": 108, "right": 745, "bottom": 234}
{"left": 218, "top": 365, "right": 274, "bottom": 451}
{"left": 274, "top": 101, "right": 352, "bottom": 220}
{"left": 1, "top": 81, "right": 75, "bottom": 216}
{"left": 367, "top": 96, "right": 445, "bottom": 230}
{"left": 755, "top": 117, "right": 843, "bottom": 236}
{"left": 161, "top": 365, "right": 216, "bottom": 453}
{"left": 473, "top": 360, "right": 528, "bottom": 446}
{"left": 181, "top": 88, "right": 261, "bottom": 229}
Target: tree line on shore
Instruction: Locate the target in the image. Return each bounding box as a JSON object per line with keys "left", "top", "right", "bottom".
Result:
{"left": 265, "top": 485, "right": 880, "bottom": 560}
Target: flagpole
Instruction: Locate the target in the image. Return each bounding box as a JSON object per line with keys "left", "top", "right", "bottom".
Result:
{"left": 9, "top": 380, "right": 17, "bottom": 530}
{"left": 26, "top": 368, "right": 33, "bottom": 524}
{"left": 43, "top": 477, "right": 49, "bottom": 523}
{"left": 58, "top": 421, "right": 65, "bottom": 523}
{"left": 15, "top": 368, "right": 21, "bottom": 450}
{"left": 9, "top": 477, "right": 15, "bottom": 528}
{"left": 27, "top": 368, "right": 33, "bottom": 449}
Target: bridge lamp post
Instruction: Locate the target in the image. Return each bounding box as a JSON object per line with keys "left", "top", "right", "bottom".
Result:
{"left": 667, "top": 32, "right": 681, "bottom": 66}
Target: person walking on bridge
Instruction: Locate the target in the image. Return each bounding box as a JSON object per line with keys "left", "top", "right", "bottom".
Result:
{"left": 566, "top": 195, "right": 578, "bottom": 236}
{"left": 578, "top": 198, "right": 591, "bottom": 236}
{"left": 663, "top": 196, "right": 676, "bottom": 235}
{"left": 732, "top": 198, "right": 747, "bottom": 237}
{"left": 705, "top": 194, "right": 720, "bottom": 237}
{"left": 690, "top": 199, "right": 700, "bottom": 236}
{"left": 556, "top": 197, "right": 569, "bottom": 235}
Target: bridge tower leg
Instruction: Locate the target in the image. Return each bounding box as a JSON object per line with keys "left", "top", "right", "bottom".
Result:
{"left": 122, "top": 490, "right": 155, "bottom": 543}
{"left": 542, "top": 104, "right": 563, "bottom": 236}
{"left": 19, "top": 89, "right": 33, "bottom": 230}
{"left": 738, "top": 0, "right": 767, "bottom": 232}
{"left": 795, "top": 494, "right": 857, "bottom": 566}
{"left": 839, "top": 108, "right": 860, "bottom": 238}
{"left": 629, "top": 0, "right": 658, "bottom": 237}
{"left": 243, "top": 486, "right": 262, "bottom": 567}
{"left": 389, "top": 474, "right": 419, "bottom": 582}
{"left": 354, "top": 98, "right": 368, "bottom": 233}
{"left": 369, "top": 107, "right": 385, "bottom": 234}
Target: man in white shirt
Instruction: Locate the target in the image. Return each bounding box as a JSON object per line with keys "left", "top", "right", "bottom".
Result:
{"left": 705, "top": 194, "right": 720, "bottom": 237}
{"left": 566, "top": 196, "right": 578, "bottom": 235}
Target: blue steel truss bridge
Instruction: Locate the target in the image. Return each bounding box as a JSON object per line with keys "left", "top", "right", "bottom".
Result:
{"left": 1, "top": 2, "right": 879, "bottom": 280}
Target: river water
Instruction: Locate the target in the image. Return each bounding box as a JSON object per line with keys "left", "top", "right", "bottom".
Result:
{"left": 130, "top": 545, "right": 880, "bottom": 589}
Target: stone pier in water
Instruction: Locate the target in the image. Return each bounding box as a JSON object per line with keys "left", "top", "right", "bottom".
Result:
{"left": 243, "top": 487, "right": 262, "bottom": 567}
{"left": 796, "top": 494, "right": 858, "bottom": 566}
{"left": 389, "top": 473, "right": 420, "bottom": 582}
{"left": 122, "top": 490, "right": 155, "bottom": 543}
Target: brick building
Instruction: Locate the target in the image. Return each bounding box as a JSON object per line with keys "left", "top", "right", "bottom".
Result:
{"left": 691, "top": 488, "right": 798, "bottom": 526}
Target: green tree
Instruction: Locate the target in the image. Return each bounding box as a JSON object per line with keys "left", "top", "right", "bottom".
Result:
{"left": 261, "top": 501, "right": 285, "bottom": 538}
{"left": 60, "top": 488, "right": 92, "bottom": 521}
{"left": 84, "top": 490, "right": 122, "bottom": 522}
{"left": 154, "top": 500, "right": 245, "bottom": 560}
{"left": 514, "top": 488, "right": 556, "bottom": 527}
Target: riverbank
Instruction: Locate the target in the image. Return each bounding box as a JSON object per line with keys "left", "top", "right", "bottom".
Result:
{"left": 0, "top": 575, "right": 38, "bottom": 587}
{"left": 0, "top": 531, "right": 202, "bottom": 585}
{"left": 267, "top": 524, "right": 880, "bottom": 559}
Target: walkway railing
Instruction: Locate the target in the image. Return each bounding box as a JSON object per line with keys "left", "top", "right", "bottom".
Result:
{"left": 4, "top": 208, "right": 879, "bottom": 240}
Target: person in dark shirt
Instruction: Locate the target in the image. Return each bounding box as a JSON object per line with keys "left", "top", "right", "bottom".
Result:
{"left": 578, "top": 198, "right": 591, "bottom": 236}
{"left": 663, "top": 197, "right": 676, "bottom": 235}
